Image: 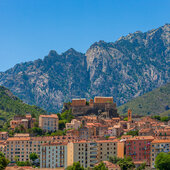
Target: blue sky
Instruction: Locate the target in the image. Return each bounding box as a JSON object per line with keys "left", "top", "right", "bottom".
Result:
{"left": 0, "top": 0, "right": 169, "bottom": 71}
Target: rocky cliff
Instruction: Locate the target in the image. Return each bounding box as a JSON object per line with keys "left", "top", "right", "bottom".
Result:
{"left": 0, "top": 24, "right": 169, "bottom": 112}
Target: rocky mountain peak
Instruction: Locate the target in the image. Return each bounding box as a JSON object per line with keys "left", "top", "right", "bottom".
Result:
{"left": 0, "top": 24, "right": 169, "bottom": 112}
{"left": 48, "top": 50, "right": 58, "bottom": 57}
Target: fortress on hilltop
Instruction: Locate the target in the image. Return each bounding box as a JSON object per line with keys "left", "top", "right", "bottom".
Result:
{"left": 63, "top": 96, "right": 119, "bottom": 118}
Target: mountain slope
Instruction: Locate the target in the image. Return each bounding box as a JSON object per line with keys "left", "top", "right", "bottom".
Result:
{"left": 0, "top": 86, "right": 46, "bottom": 127}
{"left": 118, "top": 83, "right": 170, "bottom": 116}
{"left": 0, "top": 24, "right": 169, "bottom": 112}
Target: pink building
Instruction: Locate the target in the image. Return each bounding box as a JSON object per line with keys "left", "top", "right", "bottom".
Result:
{"left": 126, "top": 136, "right": 154, "bottom": 166}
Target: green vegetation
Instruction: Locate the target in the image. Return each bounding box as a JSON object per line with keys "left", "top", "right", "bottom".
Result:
{"left": 94, "top": 162, "right": 108, "bottom": 170}
{"left": 118, "top": 83, "right": 170, "bottom": 116}
{"left": 16, "top": 161, "right": 31, "bottom": 166}
{"left": 151, "top": 115, "right": 170, "bottom": 122}
{"left": 29, "top": 153, "right": 38, "bottom": 162}
{"left": 0, "top": 152, "right": 9, "bottom": 170}
{"left": 137, "top": 162, "right": 146, "bottom": 170}
{"left": 126, "top": 130, "right": 139, "bottom": 136}
{"left": 66, "top": 162, "right": 85, "bottom": 170}
{"left": 155, "top": 152, "right": 170, "bottom": 170}
{"left": 11, "top": 125, "right": 67, "bottom": 137}
{"left": 117, "top": 156, "right": 135, "bottom": 170}
{"left": 109, "top": 156, "right": 122, "bottom": 164}
{"left": 57, "top": 109, "right": 74, "bottom": 130}
{"left": 109, "top": 156, "right": 135, "bottom": 170}
{"left": 0, "top": 86, "right": 46, "bottom": 128}
{"left": 123, "top": 117, "right": 128, "bottom": 121}
{"left": 159, "top": 110, "right": 170, "bottom": 117}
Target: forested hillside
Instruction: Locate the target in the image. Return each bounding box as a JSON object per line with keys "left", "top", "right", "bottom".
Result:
{"left": 118, "top": 83, "right": 170, "bottom": 116}
{"left": 0, "top": 86, "right": 46, "bottom": 128}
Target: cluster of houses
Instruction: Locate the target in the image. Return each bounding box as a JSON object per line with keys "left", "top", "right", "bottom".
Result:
{"left": 0, "top": 97, "right": 170, "bottom": 169}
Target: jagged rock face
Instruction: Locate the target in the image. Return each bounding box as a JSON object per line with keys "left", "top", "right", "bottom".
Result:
{"left": 0, "top": 24, "right": 169, "bottom": 112}
{"left": 86, "top": 24, "right": 170, "bottom": 105}
{"left": 0, "top": 49, "right": 90, "bottom": 112}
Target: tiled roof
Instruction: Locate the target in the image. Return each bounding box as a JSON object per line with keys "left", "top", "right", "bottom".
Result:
{"left": 39, "top": 114, "right": 58, "bottom": 118}
{"left": 151, "top": 139, "right": 170, "bottom": 144}
{"left": 42, "top": 142, "right": 68, "bottom": 146}
{"left": 126, "top": 136, "right": 154, "bottom": 141}
{"left": 0, "top": 132, "right": 8, "bottom": 134}
{"left": 139, "top": 128, "right": 152, "bottom": 133}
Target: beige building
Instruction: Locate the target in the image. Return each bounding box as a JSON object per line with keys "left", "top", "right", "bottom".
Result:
{"left": 5, "top": 136, "right": 76, "bottom": 162}
{"left": 40, "top": 142, "right": 68, "bottom": 169}
{"left": 67, "top": 139, "right": 118, "bottom": 168}
{"left": 151, "top": 139, "right": 170, "bottom": 168}
{"left": 39, "top": 114, "right": 58, "bottom": 132}
{"left": 66, "top": 119, "right": 81, "bottom": 130}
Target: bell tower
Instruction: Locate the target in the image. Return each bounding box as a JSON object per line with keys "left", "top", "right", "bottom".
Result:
{"left": 128, "top": 109, "right": 132, "bottom": 122}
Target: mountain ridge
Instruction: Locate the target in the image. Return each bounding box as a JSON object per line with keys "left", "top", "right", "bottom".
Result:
{"left": 0, "top": 24, "right": 169, "bottom": 112}
{"left": 118, "top": 83, "right": 170, "bottom": 116}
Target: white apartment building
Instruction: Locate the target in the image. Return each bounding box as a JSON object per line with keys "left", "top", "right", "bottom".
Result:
{"left": 40, "top": 142, "right": 68, "bottom": 169}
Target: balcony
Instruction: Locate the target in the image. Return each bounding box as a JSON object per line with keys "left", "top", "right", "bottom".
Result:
{"left": 128, "top": 152, "right": 136, "bottom": 156}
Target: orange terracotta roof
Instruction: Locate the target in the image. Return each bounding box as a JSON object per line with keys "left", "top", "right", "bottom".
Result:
{"left": 86, "top": 123, "right": 94, "bottom": 126}
{"left": 73, "top": 140, "right": 88, "bottom": 143}
{"left": 96, "top": 139, "right": 118, "bottom": 143}
{"left": 39, "top": 114, "right": 58, "bottom": 118}
{"left": 104, "top": 119, "right": 113, "bottom": 122}
{"left": 112, "top": 118, "right": 120, "bottom": 120}
{"left": 109, "top": 136, "right": 116, "bottom": 139}
{"left": 126, "top": 136, "right": 154, "bottom": 141}
{"left": 83, "top": 116, "right": 97, "bottom": 120}
{"left": 0, "top": 132, "right": 8, "bottom": 134}
{"left": 42, "top": 142, "right": 68, "bottom": 146}
{"left": 151, "top": 139, "right": 170, "bottom": 144}
{"left": 7, "top": 137, "right": 31, "bottom": 141}
{"left": 139, "top": 128, "right": 152, "bottom": 133}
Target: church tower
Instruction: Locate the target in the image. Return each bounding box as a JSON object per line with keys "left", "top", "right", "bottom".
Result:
{"left": 128, "top": 109, "right": 132, "bottom": 122}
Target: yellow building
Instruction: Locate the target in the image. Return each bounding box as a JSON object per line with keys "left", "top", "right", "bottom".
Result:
{"left": 151, "top": 139, "right": 170, "bottom": 168}
{"left": 67, "top": 139, "right": 118, "bottom": 168}
{"left": 39, "top": 114, "right": 58, "bottom": 132}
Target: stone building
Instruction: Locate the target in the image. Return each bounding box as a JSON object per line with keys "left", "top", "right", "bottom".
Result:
{"left": 39, "top": 114, "right": 59, "bottom": 132}
{"left": 63, "top": 96, "right": 119, "bottom": 118}
{"left": 10, "top": 114, "right": 36, "bottom": 130}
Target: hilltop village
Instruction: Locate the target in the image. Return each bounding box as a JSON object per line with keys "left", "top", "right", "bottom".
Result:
{"left": 0, "top": 97, "right": 170, "bottom": 170}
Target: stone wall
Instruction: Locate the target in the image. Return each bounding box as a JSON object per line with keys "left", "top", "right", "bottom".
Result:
{"left": 72, "top": 99, "right": 86, "bottom": 106}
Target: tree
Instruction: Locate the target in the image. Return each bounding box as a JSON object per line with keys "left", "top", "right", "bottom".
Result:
{"left": 0, "top": 152, "right": 9, "bottom": 170}
{"left": 29, "top": 153, "right": 38, "bottom": 162}
{"left": 126, "top": 130, "right": 139, "bottom": 136}
{"left": 16, "top": 161, "right": 31, "bottom": 166}
{"left": 14, "top": 156, "right": 19, "bottom": 162}
{"left": 155, "top": 152, "right": 170, "bottom": 170}
{"left": 123, "top": 117, "right": 128, "bottom": 121}
{"left": 30, "top": 127, "right": 43, "bottom": 136}
{"left": 66, "top": 162, "right": 85, "bottom": 170}
{"left": 109, "top": 156, "right": 122, "bottom": 164}
{"left": 161, "top": 116, "right": 170, "bottom": 122}
{"left": 93, "top": 162, "right": 108, "bottom": 170}
{"left": 117, "top": 156, "right": 135, "bottom": 170}
{"left": 137, "top": 162, "right": 146, "bottom": 170}
{"left": 59, "top": 120, "right": 66, "bottom": 130}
